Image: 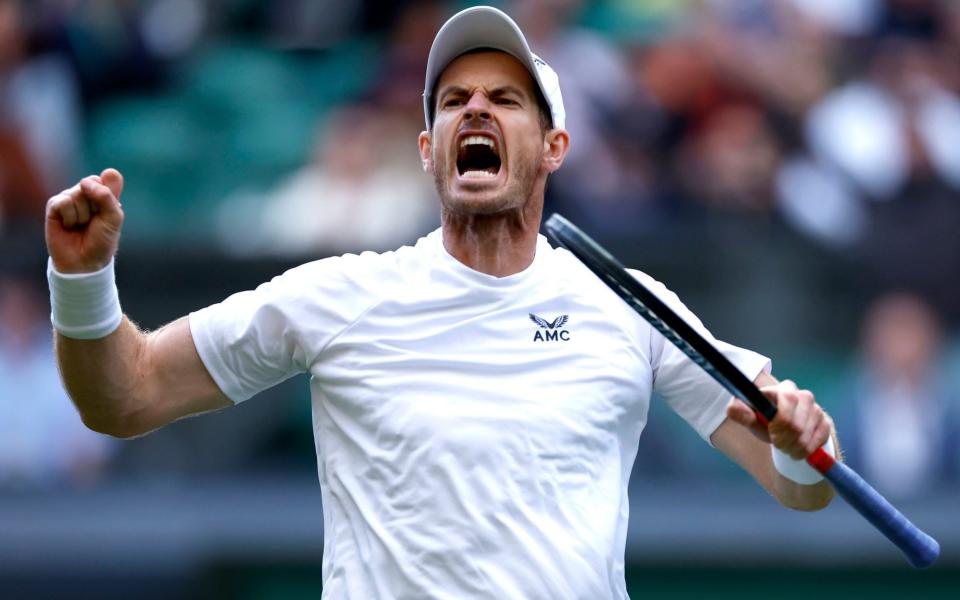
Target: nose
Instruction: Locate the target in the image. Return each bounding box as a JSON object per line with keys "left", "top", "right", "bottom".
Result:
{"left": 463, "top": 91, "right": 492, "bottom": 122}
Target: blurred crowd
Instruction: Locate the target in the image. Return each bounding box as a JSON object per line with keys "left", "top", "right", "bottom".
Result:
{"left": 1, "top": 0, "right": 958, "bottom": 497}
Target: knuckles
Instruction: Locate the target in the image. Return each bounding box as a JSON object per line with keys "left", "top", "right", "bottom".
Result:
{"left": 46, "top": 193, "right": 69, "bottom": 212}
{"left": 769, "top": 382, "right": 830, "bottom": 457}
{"left": 46, "top": 179, "right": 122, "bottom": 222}
{"left": 770, "top": 381, "right": 812, "bottom": 410}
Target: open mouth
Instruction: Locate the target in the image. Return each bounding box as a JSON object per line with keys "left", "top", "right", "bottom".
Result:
{"left": 456, "top": 135, "right": 502, "bottom": 179}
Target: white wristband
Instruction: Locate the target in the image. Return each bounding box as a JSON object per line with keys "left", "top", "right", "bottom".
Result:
{"left": 47, "top": 257, "right": 123, "bottom": 340}
{"left": 772, "top": 436, "right": 836, "bottom": 485}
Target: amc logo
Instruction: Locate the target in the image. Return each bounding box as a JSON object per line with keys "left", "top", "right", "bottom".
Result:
{"left": 529, "top": 314, "right": 570, "bottom": 342}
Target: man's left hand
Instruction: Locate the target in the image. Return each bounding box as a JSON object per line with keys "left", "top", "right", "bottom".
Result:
{"left": 726, "top": 380, "right": 834, "bottom": 459}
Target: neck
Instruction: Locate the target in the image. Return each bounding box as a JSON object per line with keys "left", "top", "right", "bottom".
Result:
{"left": 440, "top": 198, "right": 544, "bottom": 278}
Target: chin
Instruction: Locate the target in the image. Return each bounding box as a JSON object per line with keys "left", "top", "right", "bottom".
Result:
{"left": 441, "top": 187, "right": 518, "bottom": 216}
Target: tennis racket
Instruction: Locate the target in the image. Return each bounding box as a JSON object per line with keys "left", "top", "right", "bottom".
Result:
{"left": 544, "top": 213, "right": 939, "bottom": 568}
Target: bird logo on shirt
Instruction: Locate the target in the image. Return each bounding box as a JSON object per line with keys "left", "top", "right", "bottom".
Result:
{"left": 529, "top": 314, "right": 570, "bottom": 342}
{"left": 529, "top": 314, "right": 568, "bottom": 329}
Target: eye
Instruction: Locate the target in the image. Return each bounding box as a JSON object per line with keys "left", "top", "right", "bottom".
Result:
{"left": 442, "top": 97, "right": 464, "bottom": 108}
{"left": 495, "top": 97, "right": 518, "bottom": 106}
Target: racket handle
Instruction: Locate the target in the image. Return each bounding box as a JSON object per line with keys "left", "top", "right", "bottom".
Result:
{"left": 808, "top": 452, "right": 940, "bottom": 568}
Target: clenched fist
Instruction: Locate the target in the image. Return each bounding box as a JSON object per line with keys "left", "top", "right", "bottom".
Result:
{"left": 46, "top": 168, "right": 125, "bottom": 274}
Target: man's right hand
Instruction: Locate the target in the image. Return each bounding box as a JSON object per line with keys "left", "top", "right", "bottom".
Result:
{"left": 45, "top": 168, "right": 125, "bottom": 274}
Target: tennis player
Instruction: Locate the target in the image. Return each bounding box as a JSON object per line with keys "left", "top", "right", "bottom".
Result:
{"left": 46, "top": 6, "right": 838, "bottom": 598}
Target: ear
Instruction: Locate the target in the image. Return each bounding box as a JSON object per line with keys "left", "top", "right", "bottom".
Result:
{"left": 542, "top": 128, "right": 570, "bottom": 174}
{"left": 418, "top": 130, "right": 433, "bottom": 174}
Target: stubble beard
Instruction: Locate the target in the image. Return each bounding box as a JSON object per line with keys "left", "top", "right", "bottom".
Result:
{"left": 432, "top": 148, "right": 541, "bottom": 217}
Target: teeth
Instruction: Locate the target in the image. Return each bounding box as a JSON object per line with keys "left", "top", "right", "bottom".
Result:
{"left": 460, "top": 136, "right": 495, "bottom": 149}
{"left": 462, "top": 170, "right": 497, "bottom": 178}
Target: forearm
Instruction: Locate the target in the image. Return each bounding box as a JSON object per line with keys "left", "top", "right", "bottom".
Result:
{"left": 55, "top": 314, "right": 230, "bottom": 438}
{"left": 55, "top": 316, "right": 151, "bottom": 437}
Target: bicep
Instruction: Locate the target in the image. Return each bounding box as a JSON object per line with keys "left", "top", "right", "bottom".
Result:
{"left": 138, "top": 316, "right": 231, "bottom": 432}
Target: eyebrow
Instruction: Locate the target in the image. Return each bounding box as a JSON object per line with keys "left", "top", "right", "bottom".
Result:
{"left": 436, "top": 84, "right": 530, "bottom": 103}
{"left": 436, "top": 85, "right": 468, "bottom": 102}
{"left": 492, "top": 85, "right": 528, "bottom": 100}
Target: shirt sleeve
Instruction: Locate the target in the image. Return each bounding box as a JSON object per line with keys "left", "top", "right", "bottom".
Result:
{"left": 189, "top": 255, "right": 384, "bottom": 403}
{"left": 631, "top": 270, "right": 772, "bottom": 444}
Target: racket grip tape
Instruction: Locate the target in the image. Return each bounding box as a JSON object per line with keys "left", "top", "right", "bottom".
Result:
{"left": 758, "top": 407, "right": 938, "bottom": 568}
{"left": 811, "top": 456, "right": 940, "bottom": 568}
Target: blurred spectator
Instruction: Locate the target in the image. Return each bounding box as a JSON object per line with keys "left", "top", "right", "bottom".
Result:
{"left": 138, "top": 0, "right": 207, "bottom": 60}
{"left": 785, "top": 0, "right": 880, "bottom": 36}
{"left": 0, "top": 273, "right": 113, "bottom": 488}
{"left": 0, "top": 0, "right": 81, "bottom": 233}
{"left": 611, "top": 0, "right": 836, "bottom": 229}
{"left": 368, "top": 0, "right": 445, "bottom": 124}
{"left": 0, "top": 128, "right": 46, "bottom": 235}
{"left": 58, "top": 0, "right": 170, "bottom": 103}
{"left": 776, "top": 2, "right": 960, "bottom": 315}
{"left": 512, "top": 0, "right": 651, "bottom": 234}
{"left": 262, "top": 0, "right": 359, "bottom": 47}
{"left": 219, "top": 103, "right": 436, "bottom": 256}
{"left": 835, "top": 292, "right": 959, "bottom": 499}
{"left": 514, "top": 0, "right": 631, "bottom": 170}
{"left": 941, "top": 1, "right": 960, "bottom": 92}
{"left": 674, "top": 104, "right": 782, "bottom": 215}
{"left": 805, "top": 36, "right": 960, "bottom": 201}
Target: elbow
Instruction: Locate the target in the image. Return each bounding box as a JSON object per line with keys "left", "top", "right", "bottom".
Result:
{"left": 778, "top": 484, "right": 835, "bottom": 512}
{"left": 79, "top": 409, "right": 151, "bottom": 439}
{"left": 783, "top": 496, "right": 833, "bottom": 513}
{"left": 70, "top": 379, "right": 157, "bottom": 439}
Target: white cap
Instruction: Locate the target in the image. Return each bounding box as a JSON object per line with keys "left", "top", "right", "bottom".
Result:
{"left": 422, "top": 6, "right": 565, "bottom": 131}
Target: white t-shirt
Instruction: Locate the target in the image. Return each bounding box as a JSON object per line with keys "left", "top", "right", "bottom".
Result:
{"left": 190, "top": 229, "right": 770, "bottom": 599}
